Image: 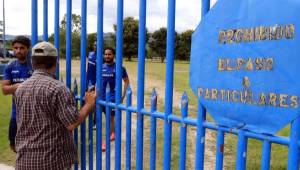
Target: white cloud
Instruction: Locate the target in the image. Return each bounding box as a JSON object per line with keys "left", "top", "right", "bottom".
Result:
{"left": 0, "top": 0, "right": 217, "bottom": 35}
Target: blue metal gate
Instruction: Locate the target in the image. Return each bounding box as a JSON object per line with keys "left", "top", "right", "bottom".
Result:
{"left": 30, "top": 0, "right": 300, "bottom": 169}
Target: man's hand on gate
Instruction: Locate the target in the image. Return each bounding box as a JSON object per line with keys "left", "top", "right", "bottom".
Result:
{"left": 68, "top": 91, "right": 97, "bottom": 131}
{"left": 85, "top": 91, "right": 96, "bottom": 112}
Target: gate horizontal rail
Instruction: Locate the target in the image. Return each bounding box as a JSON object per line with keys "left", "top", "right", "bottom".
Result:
{"left": 75, "top": 95, "right": 296, "bottom": 147}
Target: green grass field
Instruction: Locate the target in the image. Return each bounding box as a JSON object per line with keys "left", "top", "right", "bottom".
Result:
{"left": 0, "top": 59, "right": 291, "bottom": 169}
{"left": 0, "top": 84, "right": 16, "bottom": 166}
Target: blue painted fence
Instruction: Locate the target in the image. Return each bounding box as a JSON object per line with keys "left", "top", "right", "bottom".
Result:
{"left": 30, "top": 0, "right": 300, "bottom": 169}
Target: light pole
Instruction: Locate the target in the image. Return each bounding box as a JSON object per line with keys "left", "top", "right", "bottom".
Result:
{"left": 2, "top": 0, "right": 5, "bottom": 58}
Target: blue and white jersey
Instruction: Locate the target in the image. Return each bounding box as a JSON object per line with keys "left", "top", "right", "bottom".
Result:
{"left": 102, "top": 63, "right": 128, "bottom": 101}
{"left": 86, "top": 51, "right": 97, "bottom": 86}
{"left": 3, "top": 60, "right": 33, "bottom": 120}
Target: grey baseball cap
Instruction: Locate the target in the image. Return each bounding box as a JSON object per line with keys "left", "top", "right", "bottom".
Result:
{"left": 32, "top": 41, "right": 58, "bottom": 57}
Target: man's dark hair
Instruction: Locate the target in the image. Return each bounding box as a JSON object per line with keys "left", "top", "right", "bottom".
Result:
{"left": 32, "top": 56, "right": 57, "bottom": 69}
{"left": 12, "top": 36, "right": 31, "bottom": 48}
{"left": 104, "top": 47, "right": 115, "bottom": 55}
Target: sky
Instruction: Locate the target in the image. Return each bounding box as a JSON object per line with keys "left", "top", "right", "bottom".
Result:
{"left": 0, "top": 0, "right": 217, "bottom": 35}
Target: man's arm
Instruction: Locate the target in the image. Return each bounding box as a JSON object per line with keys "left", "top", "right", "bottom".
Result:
{"left": 67, "top": 91, "right": 96, "bottom": 130}
{"left": 1, "top": 80, "right": 20, "bottom": 95}
{"left": 122, "top": 77, "right": 130, "bottom": 103}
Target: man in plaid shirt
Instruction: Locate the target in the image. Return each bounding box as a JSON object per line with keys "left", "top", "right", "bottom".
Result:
{"left": 14, "top": 42, "right": 96, "bottom": 170}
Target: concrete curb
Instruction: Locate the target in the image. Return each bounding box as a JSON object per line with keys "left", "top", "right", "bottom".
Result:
{"left": 0, "top": 163, "right": 14, "bottom": 170}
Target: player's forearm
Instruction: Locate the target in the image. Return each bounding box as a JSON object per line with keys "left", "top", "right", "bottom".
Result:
{"left": 2, "top": 84, "right": 19, "bottom": 95}
{"left": 122, "top": 80, "right": 129, "bottom": 102}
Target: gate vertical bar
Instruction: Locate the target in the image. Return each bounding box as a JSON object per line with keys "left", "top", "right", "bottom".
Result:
{"left": 115, "top": 0, "right": 124, "bottom": 168}
{"left": 179, "top": 92, "right": 188, "bottom": 170}
{"left": 115, "top": 0, "right": 127, "bottom": 167}
{"left": 88, "top": 82, "right": 93, "bottom": 170}
{"left": 150, "top": 89, "right": 157, "bottom": 170}
{"left": 80, "top": 0, "right": 87, "bottom": 169}
{"left": 194, "top": 1, "right": 209, "bottom": 169}
{"left": 66, "top": 0, "right": 72, "bottom": 90}
{"left": 105, "top": 86, "right": 111, "bottom": 170}
{"left": 136, "top": 0, "right": 147, "bottom": 168}
{"left": 236, "top": 130, "right": 248, "bottom": 170}
{"left": 126, "top": 87, "right": 132, "bottom": 169}
{"left": 201, "top": 0, "right": 210, "bottom": 18}
{"left": 163, "top": 0, "right": 176, "bottom": 168}
{"left": 43, "top": 0, "right": 48, "bottom": 41}
{"left": 54, "top": 0, "right": 60, "bottom": 79}
{"left": 195, "top": 103, "right": 206, "bottom": 170}
{"left": 31, "top": 0, "right": 38, "bottom": 46}
{"left": 287, "top": 117, "right": 300, "bottom": 170}
{"left": 216, "top": 129, "right": 224, "bottom": 170}
{"left": 66, "top": 1, "right": 75, "bottom": 169}
{"left": 73, "top": 79, "right": 79, "bottom": 170}
{"left": 96, "top": 0, "right": 104, "bottom": 169}
{"left": 261, "top": 140, "right": 271, "bottom": 170}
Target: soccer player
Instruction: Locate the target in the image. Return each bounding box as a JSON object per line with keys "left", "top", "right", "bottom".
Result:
{"left": 1, "top": 36, "right": 33, "bottom": 153}
{"left": 101, "top": 47, "right": 129, "bottom": 151}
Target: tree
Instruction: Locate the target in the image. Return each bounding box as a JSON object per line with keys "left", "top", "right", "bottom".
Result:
{"left": 149, "top": 27, "right": 178, "bottom": 63}
{"left": 49, "top": 14, "right": 81, "bottom": 58}
{"left": 113, "top": 17, "right": 149, "bottom": 61}
{"left": 87, "top": 33, "right": 97, "bottom": 51}
{"left": 175, "top": 29, "right": 193, "bottom": 60}
{"left": 149, "top": 27, "right": 166, "bottom": 63}
{"left": 87, "top": 32, "right": 115, "bottom": 53}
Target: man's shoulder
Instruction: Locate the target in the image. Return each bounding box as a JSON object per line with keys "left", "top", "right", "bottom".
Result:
{"left": 103, "top": 63, "right": 116, "bottom": 67}
{"left": 51, "top": 79, "right": 72, "bottom": 94}
{"left": 88, "top": 51, "right": 96, "bottom": 57}
{"left": 102, "top": 63, "right": 108, "bottom": 68}
{"left": 6, "top": 60, "right": 18, "bottom": 68}
{"left": 102, "top": 63, "right": 128, "bottom": 72}
{"left": 23, "top": 75, "right": 69, "bottom": 93}
{"left": 5, "top": 60, "right": 32, "bottom": 70}
{"left": 3, "top": 60, "right": 18, "bottom": 73}
{"left": 45, "top": 77, "right": 67, "bottom": 88}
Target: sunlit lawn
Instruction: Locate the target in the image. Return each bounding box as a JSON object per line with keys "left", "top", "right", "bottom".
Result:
{"left": 0, "top": 83, "right": 16, "bottom": 166}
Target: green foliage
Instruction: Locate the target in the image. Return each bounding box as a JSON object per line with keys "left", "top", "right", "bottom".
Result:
{"left": 149, "top": 27, "right": 168, "bottom": 63}
{"left": 175, "top": 29, "right": 193, "bottom": 61}
{"left": 49, "top": 14, "right": 82, "bottom": 58}
{"left": 87, "top": 33, "right": 97, "bottom": 51}
{"left": 149, "top": 27, "right": 192, "bottom": 62}
{"left": 48, "top": 14, "right": 193, "bottom": 61}
{"left": 113, "top": 17, "right": 149, "bottom": 61}
{"left": 87, "top": 32, "right": 115, "bottom": 53}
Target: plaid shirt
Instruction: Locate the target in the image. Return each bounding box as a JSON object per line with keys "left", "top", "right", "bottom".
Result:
{"left": 15, "top": 70, "right": 79, "bottom": 170}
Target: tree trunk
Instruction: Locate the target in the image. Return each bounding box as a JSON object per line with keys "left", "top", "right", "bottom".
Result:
{"left": 127, "top": 55, "right": 132, "bottom": 61}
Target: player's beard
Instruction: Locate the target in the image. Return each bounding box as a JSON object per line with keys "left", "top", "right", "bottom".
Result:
{"left": 16, "top": 54, "right": 27, "bottom": 63}
{"left": 105, "top": 57, "right": 114, "bottom": 64}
